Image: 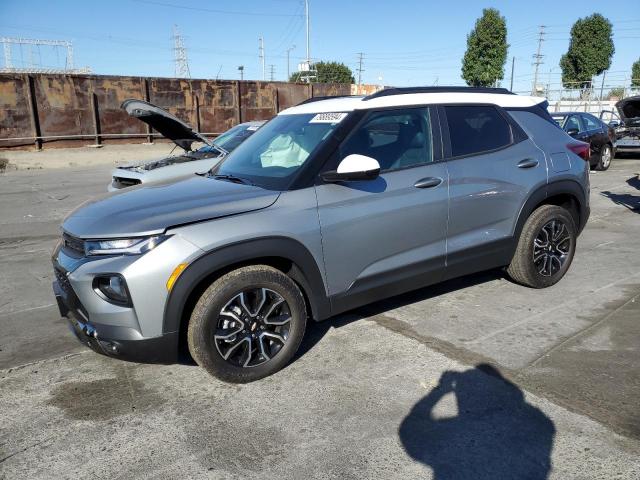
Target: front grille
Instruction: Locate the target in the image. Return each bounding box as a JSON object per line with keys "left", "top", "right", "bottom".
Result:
{"left": 112, "top": 176, "right": 141, "bottom": 188}
{"left": 62, "top": 233, "right": 85, "bottom": 256}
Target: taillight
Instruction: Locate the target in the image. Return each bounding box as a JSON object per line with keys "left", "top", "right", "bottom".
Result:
{"left": 568, "top": 141, "right": 590, "bottom": 161}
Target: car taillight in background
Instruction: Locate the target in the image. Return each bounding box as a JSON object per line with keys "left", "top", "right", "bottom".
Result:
{"left": 568, "top": 141, "right": 590, "bottom": 161}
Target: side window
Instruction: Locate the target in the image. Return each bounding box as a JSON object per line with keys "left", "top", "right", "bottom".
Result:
{"left": 565, "top": 115, "right": 582, "bottom": 133}
{"left": 582, "top": 115, "right": 600, "bottom": 131}
{"left": 340, "top": 108, "right": 433, "bottom": 172}
{"left": 445, "top": 105, "right": 512, "bottom": 157}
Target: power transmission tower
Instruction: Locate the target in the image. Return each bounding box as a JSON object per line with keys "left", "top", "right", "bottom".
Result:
{"left": 0, "top": 37, "right": 89, "bottom": 73}
{"left": 531, "top": 25, "right": 545, "bottom": 95}
{"left": 172, "top": 25, "right": 190, "bottom": 78}
{"left": 238, "top": 65, "right": 244, "bottom": 81}
{"left": 269, "top": 64, "right": 275, "bottom": 81}
{"left": 259, "top": 36, "right": 265, "bottom": 81}
{"left": 356, "top": 52, "right": 365, "bottom": 93}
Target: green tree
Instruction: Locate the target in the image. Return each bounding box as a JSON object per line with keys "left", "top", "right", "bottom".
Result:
{"left": 289, "top": 61, "right": 355, "bottom": 84}
{"left": 560, "top": 13, "right": 614, "bottom": 93}
{"left": 461, "top": 8, "right": 508, "bottom": 87}
{"left": 632, "top": 58, "right": 640, "bottom": 87}
{"left": 607, "top": 87, "right": 625, "bottom": 99}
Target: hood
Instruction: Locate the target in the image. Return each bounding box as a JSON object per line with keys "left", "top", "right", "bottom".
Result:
{"left": 615, "top": 96, "right": 640, "bottom": 124}
{"left": 118, "top": 149, "right": 221, "bottom": 172}
{"left": 63, "top": 176, "right": 280, "bottom": 238}
{"left": 122, "top": 99, "right": 210, "bottom": 151}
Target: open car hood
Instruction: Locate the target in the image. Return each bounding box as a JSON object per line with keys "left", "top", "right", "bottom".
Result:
{"left": 615, "top": 96, "right": 640, "bottom": 124}
{"left": 122, "top": 99, "right": 210, "bottom": 151}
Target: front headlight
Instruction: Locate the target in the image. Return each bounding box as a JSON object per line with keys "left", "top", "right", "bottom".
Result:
{"left": 85, "top": 235, "right": 170, "bottom": 256}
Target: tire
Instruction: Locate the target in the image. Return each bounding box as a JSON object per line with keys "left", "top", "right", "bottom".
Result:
{"left": 507, "top": 205, "right": 577, "bottom": 289}
{"left": 187, "top": 265, "right": 307, "bottom": 383}
{"left": 595, "top": 144, "right": 613, "bottom": 171}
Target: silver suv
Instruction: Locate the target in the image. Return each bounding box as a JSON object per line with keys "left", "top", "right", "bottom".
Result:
{"left": 52, "top": 87, "right": 590, "bottom": 383}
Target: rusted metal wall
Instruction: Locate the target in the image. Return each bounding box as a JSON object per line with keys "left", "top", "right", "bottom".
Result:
{"left": 0, "top": 74, "right": 351, "bottom": 150}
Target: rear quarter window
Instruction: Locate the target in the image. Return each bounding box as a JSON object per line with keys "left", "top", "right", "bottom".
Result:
{"left": 445, "top": 105, "right": 512, "bottom": 157}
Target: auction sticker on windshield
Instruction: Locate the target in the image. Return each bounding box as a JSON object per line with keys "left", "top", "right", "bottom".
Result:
{"left": 309, "top": 112, "right": 348, "bottom": 124}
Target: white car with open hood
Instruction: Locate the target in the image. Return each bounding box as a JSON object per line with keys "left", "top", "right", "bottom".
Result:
{"left": 108, "top": 99, "right": 265, "bottom": 191}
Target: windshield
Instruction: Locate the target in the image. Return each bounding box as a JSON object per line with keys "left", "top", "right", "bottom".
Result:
{"left": 214, "top": 124, "right": 258, "bottom": 152}
{"left": 212, "top": 113, "right": 343, "bottom": 190}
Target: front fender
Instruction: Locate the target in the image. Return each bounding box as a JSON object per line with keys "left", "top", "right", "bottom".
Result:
{"left": 162, "top": 236, "right": 331, "bottom": 335}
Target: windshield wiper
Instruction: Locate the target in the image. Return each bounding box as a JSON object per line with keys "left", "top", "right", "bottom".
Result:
{"left": 211, "top": 174, "right": 254, "bottom": 185}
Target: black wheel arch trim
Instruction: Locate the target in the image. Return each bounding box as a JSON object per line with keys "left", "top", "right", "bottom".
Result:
{"left": 162, "top": 237, "right": 331, "bottom": 335}
{"left": 514, "top": 179, "right": 589, "bottom": 243}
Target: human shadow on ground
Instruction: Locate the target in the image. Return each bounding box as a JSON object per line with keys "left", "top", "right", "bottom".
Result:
{"left": 399, "top": 364, "right": 555, "bottom": 480}
{"left": 600, "top": 175, "right": 640, "bottom": 213}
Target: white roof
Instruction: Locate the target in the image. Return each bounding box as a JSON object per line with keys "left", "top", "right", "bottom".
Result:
{"left": 280, "top": 91, "right": 545, "bottom": 115}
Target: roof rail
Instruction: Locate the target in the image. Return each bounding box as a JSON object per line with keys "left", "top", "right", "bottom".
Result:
{"left": 363, "top": 86, "right": 514, "bottom": 101}
{"left": 296, "top": 95, "right": 361, "bottom": 106}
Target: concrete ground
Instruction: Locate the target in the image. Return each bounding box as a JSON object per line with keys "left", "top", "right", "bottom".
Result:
{"left": 0, "top": 142, "right": 176, "bottom": 170}
{"left": 0, "top": 151, "right": 639, "bottom": 479}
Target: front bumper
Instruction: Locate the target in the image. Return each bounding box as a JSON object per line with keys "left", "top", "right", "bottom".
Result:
{"left": 53, "top": 276, "right": 178, "bottom": 364}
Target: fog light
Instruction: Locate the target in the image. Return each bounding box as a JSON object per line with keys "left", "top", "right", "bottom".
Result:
{"left": 93, "top": 274, "right": 131, "bottom": 306}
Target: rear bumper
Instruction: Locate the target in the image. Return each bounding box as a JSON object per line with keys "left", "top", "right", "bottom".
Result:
{"left": 53, "top": 279, "right": 178, "bottom": 364}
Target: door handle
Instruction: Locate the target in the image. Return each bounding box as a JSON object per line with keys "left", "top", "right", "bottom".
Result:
{"left": 414, "top": 177, "right": 443, "bottom": 189}
{"left": 517, "top": 158, "right": 539, "bottom": 169}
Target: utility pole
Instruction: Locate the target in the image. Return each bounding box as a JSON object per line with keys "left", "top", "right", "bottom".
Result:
{"left": 531, "top": 25, "right": 546, "bottom": 95}
{"left": 269, "top": 64, "right": 275, "bottom": 81}
{"left": 509, "top": 56, "right": 515, "bottom": 91}
{"left": 286, "top": 45, "right": 295, "bottom": 80}
{"left": 259, "top": 36, "right": 265, "bottom": 81}
{"left": 599, "top": 70, "right": 607, "bottom": 102}
{"left": 305, "top": 0, "right": 310, "bottom": 69}
{"left": 238, "top": 65, "right": 244, "bottom": 81}
{"left": 356, "top": 52, "right": 365, "bottom": 93}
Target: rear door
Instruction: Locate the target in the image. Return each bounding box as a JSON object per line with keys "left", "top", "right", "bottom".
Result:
{"left": 315, "top": 107, "right": 449, "bottom": 306}
{"left": 441, "top": 105, "right": 547, "bottom": 275}
{"left": 581, "top": 113, "right": 608, "bottom": 156}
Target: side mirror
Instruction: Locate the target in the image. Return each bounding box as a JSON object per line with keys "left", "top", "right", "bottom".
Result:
{"left": 608, "top": 121, "right": 620, "bottom": 128}
{"left": 321, "top": 154, "right": 381, "bottom": 182}
{"left": 566, "top": 128, "right": 579, "bottom": 137}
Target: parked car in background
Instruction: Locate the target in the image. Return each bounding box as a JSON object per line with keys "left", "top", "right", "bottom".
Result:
{"left": 108, "top": 99, "right": 265, "bottom": 191}
{"left": 54, "top": 87, "right": 590, "bottom": 382}
{"left": 551, "top": 112, "right": 616, "bottom": 171}
{"left": 605, "top": 95, "right": 640, "bottom": 156}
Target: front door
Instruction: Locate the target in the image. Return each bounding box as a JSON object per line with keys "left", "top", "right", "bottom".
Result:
{"left": 314, "top": 107, "right": 449, "bottom": 312}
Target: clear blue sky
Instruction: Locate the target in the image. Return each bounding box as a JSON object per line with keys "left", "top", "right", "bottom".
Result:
{"left": 0, "top": 0, "right": 638, "bottom": 92}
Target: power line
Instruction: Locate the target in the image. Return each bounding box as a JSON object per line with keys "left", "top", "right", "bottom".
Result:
{"left": 132, "top": 0, "right": 302, "bottom": 17}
